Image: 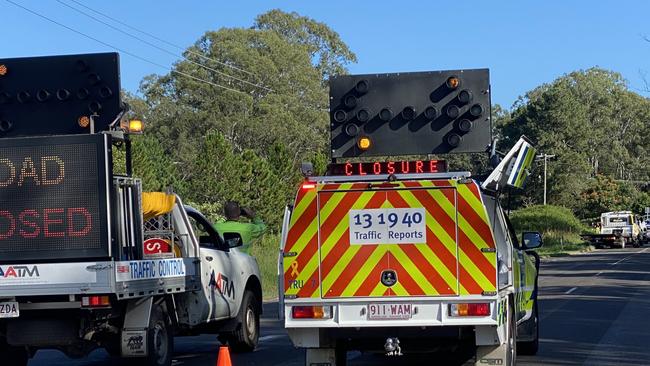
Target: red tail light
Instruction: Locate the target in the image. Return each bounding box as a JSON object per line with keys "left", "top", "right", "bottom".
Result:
{"left": 449, "top": 303, "right": 490, "bottom": 317}
{"left": 301, "top": 182, "right": 316, "bottom": 190}
{"left": 292, "top": 306, "right": 332, "bottom": 319}
{"left": 468, "top": 303, "right": 490, "bottom": 316}
{"left": 81, "top": 295, "right": 111, "bottom": 308}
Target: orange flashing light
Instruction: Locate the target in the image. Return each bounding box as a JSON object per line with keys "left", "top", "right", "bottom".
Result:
{"left": 78, "top": 116, "right": 90, "bottom": 128}
{"left": 357, "top": 136, "right": 372, "bottom": 150}
{"left": 446, "top": 76, "right": 460, "bottom": 89}
{"left": 0, "top": 64, "right": 7, "bottom": 76}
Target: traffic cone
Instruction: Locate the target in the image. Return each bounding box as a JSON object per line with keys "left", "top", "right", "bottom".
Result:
{"left": 216, "top": 345, "right": 232, "bottom": 366}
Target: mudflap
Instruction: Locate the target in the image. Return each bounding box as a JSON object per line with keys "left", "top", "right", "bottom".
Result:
{"left": 121, "top": 297, "right": 154, "bottom": 357}
{"left": 475, "top": 297, "right": 514, "bottom": 366}
{"left": 306, "top": 348, "right": 336, "bottom": 366}
{"left": 476, "top": 343, "right": 508, "bottom": 366}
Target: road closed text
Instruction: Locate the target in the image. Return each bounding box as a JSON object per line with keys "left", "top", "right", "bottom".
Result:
{"left": 0, "top": 208, "right": 92, "bottom": 240}
{"left": 0, "top": 154, "right": 93, "bottom": 240}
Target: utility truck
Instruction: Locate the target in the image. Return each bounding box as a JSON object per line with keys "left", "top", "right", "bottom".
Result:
{"left": 0, "top": 53, "right": 262, "bottom": 366}
{"left": 279, "top": 69, "right": 542, "bottom": 365}
{"left": 581, "top": 211, "right": 641, "bottom": 248}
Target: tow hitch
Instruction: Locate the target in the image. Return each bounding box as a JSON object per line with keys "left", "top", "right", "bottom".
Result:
{"left": 384, "top": 337, "right": 402, "bottom": 356}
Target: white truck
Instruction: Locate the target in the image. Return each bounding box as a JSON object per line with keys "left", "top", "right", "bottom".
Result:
{"left": 279, "top": 70, "right": 542, "bottom": 366}
{"left": 583, "top": 211, "right": 642, "bottom": 248}
{"left": 600, "top": 211, "right": 641, "bottom": 247}
{"left": 0, "top": 53, "right": 262, "bottom": 366}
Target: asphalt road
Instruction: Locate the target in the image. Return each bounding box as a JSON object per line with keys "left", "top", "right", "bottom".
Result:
{"left": 28, "top": 247, "right": 650, "bottom": 366}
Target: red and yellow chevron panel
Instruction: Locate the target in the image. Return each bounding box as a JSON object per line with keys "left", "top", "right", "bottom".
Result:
{"left": 283, "top": 180, "right": 497, "bottom": 299}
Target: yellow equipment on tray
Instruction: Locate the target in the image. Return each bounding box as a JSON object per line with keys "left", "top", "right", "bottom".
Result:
{"left": 142, "top": 192, "right": 176, "bottom": 221}
{"left": 142, "top": 192, "right": 181, "bottom": 257}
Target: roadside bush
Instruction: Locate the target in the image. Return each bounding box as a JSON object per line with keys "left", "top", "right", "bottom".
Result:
{"left": 510, "top": 205, "right": 586, "bottom": 234}
{"left": 510, "top": 205, "right": 591, "bottom": 254}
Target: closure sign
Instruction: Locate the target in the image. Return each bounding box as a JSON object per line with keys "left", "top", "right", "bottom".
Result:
{"left": 349, "top": 208, "right": 427, "bottom": 245}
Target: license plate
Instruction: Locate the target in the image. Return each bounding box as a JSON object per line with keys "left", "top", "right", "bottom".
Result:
{"left": 0, "top": 301, "right": 19, "bottom": 318}
{"left": 367, "top": 303, "right": 412, "bottom": 320}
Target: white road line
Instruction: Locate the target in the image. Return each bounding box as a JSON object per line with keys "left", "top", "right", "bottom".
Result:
{"left": 610, "top": 247, "right": 649, "bottom": 266}
{"left": 565, "top": 287, "right": 578, "bottom": 294}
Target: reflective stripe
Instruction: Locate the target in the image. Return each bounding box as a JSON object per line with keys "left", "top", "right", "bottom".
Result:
{"left": 283, "top": 179, "right": 498, "bottom": 299}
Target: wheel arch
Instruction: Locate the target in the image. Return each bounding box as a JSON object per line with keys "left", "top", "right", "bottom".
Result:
{"left": 244, "top": 275, "right": 263, "bottom": 314}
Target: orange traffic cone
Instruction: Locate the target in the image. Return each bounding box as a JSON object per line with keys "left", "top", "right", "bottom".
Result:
{"left": 216, "top": 345, "right": 232, "bottom": 366}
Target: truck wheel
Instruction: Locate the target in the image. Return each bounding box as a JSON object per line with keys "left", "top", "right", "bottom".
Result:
{"left": 517, "top": 300, "right": 539, "bottom": 355}
{"left": 1, "top": 342, "right": 28, "bottom": 366}
{"left": 335, "top": 345, "right": 347, "bottom": 366}
{"left": 145, "top": 304, "right": 173, "bottom": 366}
{"left": 229, "top": 290, "right": 260, "bottom": 353}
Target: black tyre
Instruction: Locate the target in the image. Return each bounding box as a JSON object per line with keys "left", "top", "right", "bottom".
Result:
{"left": 145, "top": 304, "right": 173, "bottom": 366}
{"left": 517, "top": 300, "right": 539, "bottom": 355}
{"left": 229, "top": 290, "right": 260, "bottom": 353}
{"left": 335, "top": 344, "right": 347, "bottom": 366}
{"left": 1, "top": 341, "right": 28, "bottom": 366}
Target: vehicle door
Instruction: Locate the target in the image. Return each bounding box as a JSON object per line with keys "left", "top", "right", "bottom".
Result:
{"left": 501, "top": 208, "right": 536, "bottom": 321}
{"left": 186, "top": 210, "right": 234, "bottom": 321}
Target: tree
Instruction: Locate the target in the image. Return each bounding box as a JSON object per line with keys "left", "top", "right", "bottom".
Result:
{"left": 126, "top": 10, "right": 356, "bottom": 229}
{"left": 254, "top": 9, "right": 357, "bottom": 81}
{"left": 499, "top": 68, "right": 650, "bottom": 212}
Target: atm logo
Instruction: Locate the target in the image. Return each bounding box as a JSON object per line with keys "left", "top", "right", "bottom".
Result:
{"left": 0, "top": 265, "right": 40, "bottom": 278}
{"left": 209, "top": 270, "right": 235, "bottom": 299}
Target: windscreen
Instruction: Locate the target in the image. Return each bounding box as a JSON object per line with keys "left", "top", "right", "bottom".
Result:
{"left": 607, "top": 216, "right": 630, "bottom": 226}
{"left": 0, "top": 134, "right": 111, "bottom": 262}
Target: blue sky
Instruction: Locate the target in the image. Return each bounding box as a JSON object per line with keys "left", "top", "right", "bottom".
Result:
{"left": 2, "top": 0, "right": 650, "bottom": 108}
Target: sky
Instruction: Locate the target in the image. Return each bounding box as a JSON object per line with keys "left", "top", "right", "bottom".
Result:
{"left": 2, "top": 0, "right": 650, "bottom": 108}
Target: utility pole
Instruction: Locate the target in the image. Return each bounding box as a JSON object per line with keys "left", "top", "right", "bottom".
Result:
{"left": 536, "top": 154, "right": 556, "bottom": 205}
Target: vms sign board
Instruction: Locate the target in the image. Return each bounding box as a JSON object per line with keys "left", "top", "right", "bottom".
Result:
{"left": 0, "top": 134, "right": 111, "bottom": 262}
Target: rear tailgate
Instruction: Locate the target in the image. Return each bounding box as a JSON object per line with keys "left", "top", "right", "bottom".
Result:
{"left": 283, "top": 179, "right": 497, "bottom": 299}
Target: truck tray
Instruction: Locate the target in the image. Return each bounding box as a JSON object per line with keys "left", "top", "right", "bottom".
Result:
{"left": 0, "top": 258, "right": 200, "bottom": 299}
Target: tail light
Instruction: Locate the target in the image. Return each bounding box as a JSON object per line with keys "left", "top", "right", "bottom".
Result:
{"left": 292, "top": 306, "right": 333, "bottom": 319}
{"left": 301, "top": 182, "right": 316, "bottom": 190}
{"left": 81, "top": 295, "right": 111, "bottom": 308}
{"left": 449, "top": 303, "right": 490, "bottom": 317}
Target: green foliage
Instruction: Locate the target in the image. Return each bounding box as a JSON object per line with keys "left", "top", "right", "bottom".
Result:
{"left": 578, "top": 175, "right": 650, "bottom": 217}
{"left": 250, "top": 233, "right": 281, "bottom": 299}
{"left": 123, "top": 9, "right": 354, "bottom": 231}
{"left": 510, "top": 205, "right": 587, "bottom": 234}
{"left": 183, "top": 131, "right": 293, "bottom": 229}
{"left": 254, "top": 9, "right": 357, "bottom": 81}
{"left": 510, "top": 205, "right": 591, "bottom": 254}
{"left": 498, "top": 68, "right": 650, "bottom": 215}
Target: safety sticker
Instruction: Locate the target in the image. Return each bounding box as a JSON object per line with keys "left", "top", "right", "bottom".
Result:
{"left": 349, "top": 208, "right": 427, "bottom": 245}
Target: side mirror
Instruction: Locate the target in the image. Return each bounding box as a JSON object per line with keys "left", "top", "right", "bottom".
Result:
{"left": 522, "top": 231, "right": 543, "bottom": 250}
{"left": 223, "top": 232, "right": 243, "bottom": 249}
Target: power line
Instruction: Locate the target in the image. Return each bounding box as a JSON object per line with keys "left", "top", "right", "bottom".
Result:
{"left": 55, "top": 0, "right": 272, "bottom": 93}
{"left": 65, "top": 0, "right": 257, "bottom": 79}
{"left": 4, "top": 0, "right": 249, "bottom": 96}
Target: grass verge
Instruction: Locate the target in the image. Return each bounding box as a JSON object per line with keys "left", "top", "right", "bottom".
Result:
{"left": 511, "top": 205, "right": 593, "bottom": 256}
{"left": 250, "top": 233, "right": 280, "bottom": 300}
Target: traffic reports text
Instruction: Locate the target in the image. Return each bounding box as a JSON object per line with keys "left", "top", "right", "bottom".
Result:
{"left": 349, "top": 208, "right": 427, "bottom": 245}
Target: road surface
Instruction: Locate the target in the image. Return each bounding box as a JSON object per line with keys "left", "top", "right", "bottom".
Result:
{"left": 28, "top": 247, "right": 650, "bottom": 365}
